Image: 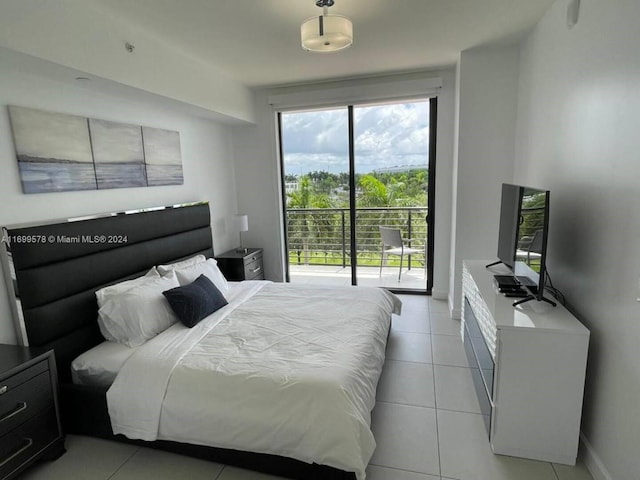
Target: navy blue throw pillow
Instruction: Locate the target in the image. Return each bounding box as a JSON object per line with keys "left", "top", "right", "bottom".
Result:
{"left": 163, "top": 274, "right": 228, "bottom": 328}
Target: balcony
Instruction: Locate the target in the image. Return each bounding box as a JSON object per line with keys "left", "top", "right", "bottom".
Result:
{"left": 286, "top": 207, "right": 428, "bottom": 290}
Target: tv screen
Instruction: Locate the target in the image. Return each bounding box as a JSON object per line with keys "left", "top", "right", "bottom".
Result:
{"left": 493, "top": 183, "right": 552, "bottom": 305}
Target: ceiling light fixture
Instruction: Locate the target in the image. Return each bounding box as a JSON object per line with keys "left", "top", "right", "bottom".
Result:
{"left": 301, "top": 0, "right": 353, "bottom": 53}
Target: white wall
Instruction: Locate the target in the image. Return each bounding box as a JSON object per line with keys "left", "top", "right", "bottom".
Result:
{"left": 0, "top": 47, "right": 240, "bottom": 345}
{"left": 514, "top": 0, "right": 640, "bottom": 478}
{"left": 0, "top": 0, "right": 255, "bottom": 123}
{"left": 232, "top": 70, "right": 456, "bottom": 296}
{"left": 448, "top": 45, "right": 519, "bottom": 317}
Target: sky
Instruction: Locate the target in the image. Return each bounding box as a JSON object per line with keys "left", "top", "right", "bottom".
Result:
{"left": 281, "top": 100, "right": 430, "bottom": 176}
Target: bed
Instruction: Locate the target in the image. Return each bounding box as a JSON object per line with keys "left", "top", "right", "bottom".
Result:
{"left": 0, "top": 202, "right": 399, "bottom": 480}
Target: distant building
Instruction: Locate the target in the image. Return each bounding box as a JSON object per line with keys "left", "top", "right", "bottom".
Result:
{"left": 373, "top": 165, "right": 427, "bottom": 174}
{"left": 285, "top": 181, "right": 299, "bottom": 194}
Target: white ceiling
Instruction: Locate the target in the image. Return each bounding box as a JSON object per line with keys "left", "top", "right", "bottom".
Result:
{"left": 87, "top": 0, "right": 556, "bottom": 88}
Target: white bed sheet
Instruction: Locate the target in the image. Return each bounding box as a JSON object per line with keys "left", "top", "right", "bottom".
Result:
{"left": 107, "top": 281, "right": 400, "bottom": 480}
{"left": 71, "top": 340, "right": 136, "bottom": 388}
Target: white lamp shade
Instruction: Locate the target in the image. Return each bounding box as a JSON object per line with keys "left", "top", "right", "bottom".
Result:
{"left": 234, "top": 214, "right": 249, "bottom": 232}
{"left": 301, "top": 14, "right": 353, "bottom": 53}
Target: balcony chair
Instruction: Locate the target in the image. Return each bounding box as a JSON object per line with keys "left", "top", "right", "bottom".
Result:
{"left": 516, "top": 229, "right": 543, "bottom": 266}
{"left": 379, "top": 226, "right": 423, "bottom": 282}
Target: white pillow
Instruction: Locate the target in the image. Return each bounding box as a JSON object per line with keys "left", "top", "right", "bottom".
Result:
{"left": 71, "top": 341, "right": 136, "bottom": 388}
{"left": 97, "top": 272, "right": 180, "bottom": 347}
{"left": 95, "top": 267, "right": 159, "bottom": 306}
{"left": 157, "top": 255, "right": 206, "bottom": 275}
{"left": 173, "top": 258, "right": 229, "bottom": 293}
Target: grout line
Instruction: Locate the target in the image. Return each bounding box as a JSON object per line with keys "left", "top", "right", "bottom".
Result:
{"left": 105, "top": 446, "right": 141, "bottom": 480}
{"left": 435, "top": 406, "right": 487, "bottom": 417}
{"left": 376, "top": 399, "right": 436, "bottom": 411}
{"left": 214, "top": 465, "right": 225, "bottom": 479}
{"left": 429, "top": 331, "right": 459, "bottom": 337}
{"left": 391, "top": 328, "right": 432, "bottom": 334}
{"left": 384, "top": 358, "right": 434, "bottom": 366}
{"left": 550, "top": 462, "right": 561, "bottom": 480}
{"left": 430, "top": 324, "right": 443, "bottom": 478}
{"left": 377, "top": 399, "right": 435, "bottom": 409}
{"left": 367, "top": 462, "right": 441, "bottom": 478}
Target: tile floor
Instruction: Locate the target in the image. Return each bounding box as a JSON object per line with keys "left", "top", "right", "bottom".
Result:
{"left": 18, "top": 295, "right": 594, "bottom": 480}
{"left": 289, "top": 264, "right": 427, "bottom": 291}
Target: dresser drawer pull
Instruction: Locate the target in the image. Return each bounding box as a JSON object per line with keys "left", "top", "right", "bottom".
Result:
{"left": 0, "top": 385, "right": 7, "bottom": 395}
{"left": 0, "top": 402, "right": 27, "bottom": 423}
{"left": 249, "top": 256, "right": 258, "bottom": 262}
{"left": 250, "top": 266, "right": 261, "bottom": 274}
{"left": 0, "top": 438, "right": 33, "bottom": 467}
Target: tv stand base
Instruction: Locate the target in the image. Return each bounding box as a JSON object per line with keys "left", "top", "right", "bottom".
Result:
{"left": 485, "top": 260, "right": 503, "bottom": 268}
{"left": 512, "top": 294, "right": 557, "bottom": 308}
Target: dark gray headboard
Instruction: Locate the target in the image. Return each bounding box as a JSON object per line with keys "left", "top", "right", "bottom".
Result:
{"left": 1, "top": 202, "right": 213, "bottom": 382}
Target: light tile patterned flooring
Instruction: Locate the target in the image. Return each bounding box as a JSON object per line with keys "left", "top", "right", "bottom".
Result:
{"left": 18, "top": 295, "right": 594, "bottom": 480}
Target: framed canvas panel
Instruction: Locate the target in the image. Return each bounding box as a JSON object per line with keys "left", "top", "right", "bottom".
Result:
{"left": 143, "top": 126, "right": 184, "bottom": 186}
{"left": 9, "top": 106, "right": 97, "bottom": 193}
{"left": 89, "top": 119, "right": 147, "bottom": 189}
{"left": 8, "top": 106, "right": 183, "bottom": 194}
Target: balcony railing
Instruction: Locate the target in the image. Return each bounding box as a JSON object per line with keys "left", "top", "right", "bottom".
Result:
{"left": 286, "top": 207, "right": 428, "bottom": 269}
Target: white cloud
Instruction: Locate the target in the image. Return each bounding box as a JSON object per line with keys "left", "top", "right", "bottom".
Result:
{"left": 282, "top": 101, "right": 430, "bottom": 174}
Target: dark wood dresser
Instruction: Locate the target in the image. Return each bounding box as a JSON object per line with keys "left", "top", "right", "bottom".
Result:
{"left": 0, "top": 345, "right": 65, "bottom": 480}
{"left": 215, "top": 248, "right": 264, "bottom": 281}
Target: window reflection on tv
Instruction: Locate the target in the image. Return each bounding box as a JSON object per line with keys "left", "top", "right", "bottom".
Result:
{"left": 516, "top": 190, "right": 547, "bottom": 273}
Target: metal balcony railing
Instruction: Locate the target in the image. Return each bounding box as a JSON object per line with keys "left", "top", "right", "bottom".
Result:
{"left": 286, "top": 207, "right": 428, "bottom": 269}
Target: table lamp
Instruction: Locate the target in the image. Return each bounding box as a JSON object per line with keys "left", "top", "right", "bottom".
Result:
{"left": 234, "top": 214, "right": 249, "bottom": 253}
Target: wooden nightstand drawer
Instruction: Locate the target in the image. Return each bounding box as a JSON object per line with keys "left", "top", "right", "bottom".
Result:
{"left": 243, "top": 251, "right": 263, "bottom": 280}
{"left": 0, "top": 409, "right": 59, "bottom": 479}
{"left": 0, "top": 370, "right": 53, "bottom": 437}
{"left": 1, "top": 360, "right": 47, "bottom": 394}
{"left": 0, "top": 346, "right": 65, "bottom": 480}
{"left": 243, "top": 251, "right": 262, "bottom": 265}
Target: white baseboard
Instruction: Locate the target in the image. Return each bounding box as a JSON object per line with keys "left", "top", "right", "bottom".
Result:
{"left": 430, "top": 289, "right": 448, "bottom": 300}
{"left": 431, "top": 290, "right": 461, "bottom": 318}
{"left": 580, "top": 432, "right": 612, "bottom": 480}
{"left": 448, "top": 298, "right": 461, "bottom": 319}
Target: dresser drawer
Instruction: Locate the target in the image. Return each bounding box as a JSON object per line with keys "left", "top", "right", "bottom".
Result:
{"left": 0, "top": 367, "right": 52, "bottom": 437}
{"left": 0, "top": 409, "right": 59, "bottom": 479}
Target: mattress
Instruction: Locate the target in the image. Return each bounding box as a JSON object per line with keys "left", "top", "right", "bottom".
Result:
{"left": 105, "top": 281, "right": 400, "bottom": 480}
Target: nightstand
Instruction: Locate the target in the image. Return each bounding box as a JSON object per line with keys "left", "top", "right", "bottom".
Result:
{"left": 0, "top": 345, "right": 65, "bottom": 480}
{"left": 215, "top": 248, "right": 264, "bottom": 281}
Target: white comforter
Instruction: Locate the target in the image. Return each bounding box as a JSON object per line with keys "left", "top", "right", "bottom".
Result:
{"left": 106, "top": 281, "right": 400, "bottom": 479}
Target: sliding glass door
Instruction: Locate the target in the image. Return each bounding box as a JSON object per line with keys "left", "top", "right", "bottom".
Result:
{"left": 279, "top": 98, "right": 435, "bottom": 293}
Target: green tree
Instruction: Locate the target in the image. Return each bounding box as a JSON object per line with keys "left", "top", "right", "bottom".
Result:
{"left": 357, "top": 174, "right": 389, "bottom": 207}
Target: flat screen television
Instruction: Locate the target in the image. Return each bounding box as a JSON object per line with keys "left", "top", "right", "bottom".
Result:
{"left": 490, "top": 183, "right": 555, "bottom": 306}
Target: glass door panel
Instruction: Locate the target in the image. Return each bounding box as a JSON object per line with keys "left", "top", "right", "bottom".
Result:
{"left": 280, "top": 108, "right": 351, "bottom": 285}
{"left": 353, "top": 101, "right": 429, "bottom": 291}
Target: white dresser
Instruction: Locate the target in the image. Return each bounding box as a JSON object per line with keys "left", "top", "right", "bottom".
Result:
{"left": 461, "top": 260, "right": 590, "bottom": 465}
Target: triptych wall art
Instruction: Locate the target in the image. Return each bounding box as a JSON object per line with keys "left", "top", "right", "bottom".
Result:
{"left": 8, "top": 105, "right": 183, "bottom": 194}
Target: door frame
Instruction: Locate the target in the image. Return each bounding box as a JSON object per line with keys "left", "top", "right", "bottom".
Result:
{"left": 278, "top": 97, "right": 437, "bottom": 294}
